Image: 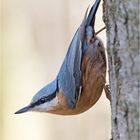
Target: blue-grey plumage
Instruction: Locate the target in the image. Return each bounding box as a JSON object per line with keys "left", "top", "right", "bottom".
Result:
{"left": 57, "top": 0, "right": 101, "bottom": 108}
{"left": 15, "top": 0, "right": 110, "bottom": 115}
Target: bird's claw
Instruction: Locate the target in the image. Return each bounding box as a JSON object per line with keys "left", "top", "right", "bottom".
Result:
{"left": 104, "top": 84, "right": 111, "bottom": 102}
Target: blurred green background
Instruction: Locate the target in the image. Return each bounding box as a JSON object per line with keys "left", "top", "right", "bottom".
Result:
{"left": 1, "top": 0, "right": 111, "bottom": 140}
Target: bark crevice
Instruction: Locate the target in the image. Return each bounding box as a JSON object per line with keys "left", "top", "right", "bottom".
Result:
{"left": 103, "top": 0, "right": 139, "bottom": 139}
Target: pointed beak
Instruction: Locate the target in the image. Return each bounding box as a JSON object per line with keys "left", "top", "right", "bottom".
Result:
{"left": 15, "top": 105, "right": 31, "bottom": 114}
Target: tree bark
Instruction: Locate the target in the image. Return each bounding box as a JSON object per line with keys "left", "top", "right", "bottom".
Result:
{"left": 103, "top": 0, "right": 140, "bottom": 140}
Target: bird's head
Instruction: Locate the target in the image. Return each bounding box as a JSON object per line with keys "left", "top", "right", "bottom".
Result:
{"left": 15, "top": 80, "right": 58, "bottom": 114}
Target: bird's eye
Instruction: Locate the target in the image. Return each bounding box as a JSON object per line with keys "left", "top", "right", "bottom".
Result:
{"left": 40, "top": 98, "right": 46, "bottom": 103}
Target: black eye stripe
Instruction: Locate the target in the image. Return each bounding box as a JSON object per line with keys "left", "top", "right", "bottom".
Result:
{"left": 40, "top": 97, "right": 46, "bottom": 103}
{"left": 30, "top": 92, "right": 56, "bottom": 107}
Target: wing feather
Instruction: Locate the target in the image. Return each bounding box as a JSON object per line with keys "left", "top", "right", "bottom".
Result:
{"left": 57, "top": 0, "right": 101, "bottom": 108}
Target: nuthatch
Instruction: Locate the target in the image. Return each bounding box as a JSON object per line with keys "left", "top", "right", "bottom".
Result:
{"left": 15, "top": 0, "right": 110, "bottom": 115}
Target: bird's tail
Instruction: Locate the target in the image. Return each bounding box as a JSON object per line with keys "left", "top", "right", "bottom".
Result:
{"left": 80, "top": 0, "right": 101, "bottom": 42}
{"left": 86, "top": 0, "right": 101, "bottom": 28}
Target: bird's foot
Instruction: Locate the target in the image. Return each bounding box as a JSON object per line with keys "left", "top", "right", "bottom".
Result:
{"left": 104, "top": 84, "right": 111, "bottom": 102}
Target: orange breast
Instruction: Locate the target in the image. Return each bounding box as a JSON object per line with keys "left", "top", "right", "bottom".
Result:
{"left": 76, "top": 39, "right": 106, "bottom": 113}
{"left": 49, "top": 38, "right": 106, "bottom": 115}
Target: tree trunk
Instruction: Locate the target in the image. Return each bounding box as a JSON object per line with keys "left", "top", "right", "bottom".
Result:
{"left": 103, "top": 0, "right": 140, "bottom": 140}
